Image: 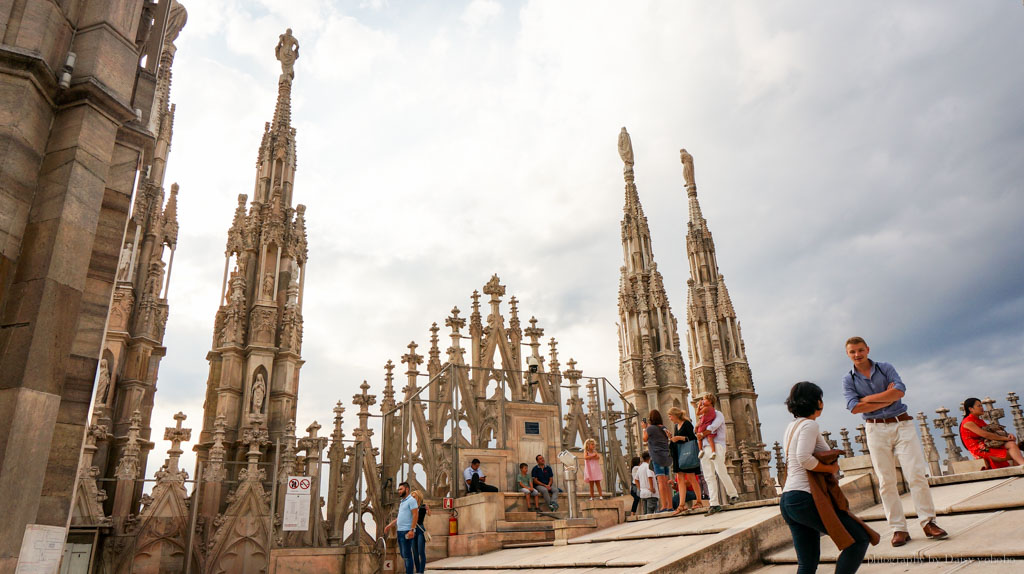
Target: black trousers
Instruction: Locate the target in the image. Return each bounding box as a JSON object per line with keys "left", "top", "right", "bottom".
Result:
{"left": 467, "top": 474, "right": 498, "bottom": 493}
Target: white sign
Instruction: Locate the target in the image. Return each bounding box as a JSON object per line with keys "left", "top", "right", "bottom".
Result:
{"left": 15, "top": 524, "right": 65, "bottom": 574}
{"left": 283, "top": 475, "right": 311, "bottom": 531}
{"left": 383, "top": 559, "right": 394, "bottom": 572}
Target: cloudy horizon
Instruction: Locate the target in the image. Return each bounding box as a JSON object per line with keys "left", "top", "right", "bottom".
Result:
{"left": 145, "top": 0, "right": 1024, "bottom": 480}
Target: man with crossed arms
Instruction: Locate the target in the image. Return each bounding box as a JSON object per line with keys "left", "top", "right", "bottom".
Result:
{"left": 842, "top": 336, "right": 947, "bottom": 547}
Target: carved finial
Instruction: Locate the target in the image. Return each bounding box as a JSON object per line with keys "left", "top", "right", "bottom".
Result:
{"left": 680, "top": 148, "right": 696, "bottom": 189}
{"left": 618, "top": 127, "right": 634, "bottom": 168}
{"left": 275, "top": 28, "right": 300, "bottom": 78}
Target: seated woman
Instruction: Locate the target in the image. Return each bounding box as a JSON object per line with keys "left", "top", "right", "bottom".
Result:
{"left": 959, "top": 397, "right": 1024, "bottom": 468}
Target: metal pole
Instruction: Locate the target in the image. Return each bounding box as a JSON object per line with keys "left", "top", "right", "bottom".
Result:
{"left": 185, "top": 462, "right": 203, "bottom": 574}
{"left": 266, "top": 437, "right": 281, "bottom": 574}
{"left": 450, "top": 364, "right": 457, "bottom": 497}
{"left": 500, "top": 374, "right": 507, "bottom": 448}
{"left": 355, "top": 443, "right": 364, "bottom": 542}
{"left": 400, "top": 404, "right": 407, "bottom": 483}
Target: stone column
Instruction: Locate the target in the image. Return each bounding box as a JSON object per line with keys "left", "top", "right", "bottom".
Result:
{"left": 933, "top": 407, "right": 965, "bottom": 468}
{"left": 839, "top": 428, "right": 854, "bottom": 458}
{"left": 1007, "top": 392, "right": 1024, "bottom": 440}
{"left": 916, "top": 412, "right": 942, "bottom": 477}
{"left": 0, "top": 2, "right": 152, "bottom": 565}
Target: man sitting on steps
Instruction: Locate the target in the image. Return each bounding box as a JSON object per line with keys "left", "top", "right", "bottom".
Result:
{"left": 464, "top": 459, "right": 498, "bottom": 494}
{"left": 532, "top": 454, "right": 561, "bottom": 511}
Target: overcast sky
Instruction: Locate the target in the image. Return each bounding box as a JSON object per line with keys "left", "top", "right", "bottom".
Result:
{"left": 148, "top": 0, "right": 1024, "bottom": 480}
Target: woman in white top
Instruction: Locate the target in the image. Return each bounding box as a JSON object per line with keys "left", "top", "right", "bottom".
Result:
{"left": 781, "top": 382, "right": 869, "bottom": 574}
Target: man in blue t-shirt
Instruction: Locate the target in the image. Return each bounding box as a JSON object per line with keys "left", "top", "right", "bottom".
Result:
{"left": 384, "top": 481, "right": 419, "bottom": 573}
{"left": 531, "top": 454, "right": 560, "bottom": 511}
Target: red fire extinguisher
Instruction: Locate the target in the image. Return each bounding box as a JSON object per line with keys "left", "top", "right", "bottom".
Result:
{"left": 448, "top": 509, "right": 458, "bottom": 535}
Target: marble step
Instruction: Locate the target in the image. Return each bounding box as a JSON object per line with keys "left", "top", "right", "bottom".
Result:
{"left": 503, "top": 511, "right": 567, "bottom": 522}
{"left": 764, "top": 508, "right": 1024, "bottom": 565}
{"left": 858, "top": 475, "right": 1024, "bottom": 521}
{"left": 496, "top": 519, "right": 554, "bottom": 532}
{"left": 751, "top": 560, "right": 1021, "bottom": 573}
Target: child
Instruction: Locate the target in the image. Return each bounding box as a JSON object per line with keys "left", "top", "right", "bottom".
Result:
{"left": 629, "top": 456, "right": 642, "bottom": 515}
{"left": 695, "top": 397, "right": 718, "bottom": 460}
{"left": 516, "top": 462, "right": 539, "bottom": 511}
{"left": 638, "top": 452, "right": 659, "bottom": 514}
{"left": 582, "top": 438, "right": 604, "bottom": 500}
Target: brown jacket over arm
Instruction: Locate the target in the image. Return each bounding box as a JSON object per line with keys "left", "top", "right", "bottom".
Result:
{"left": 807, "top": 450, "right": 880, "bottom": 550}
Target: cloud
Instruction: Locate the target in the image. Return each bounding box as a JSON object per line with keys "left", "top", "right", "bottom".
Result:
{"left": 143, "top": 0, "right": 1024, "bottom": 480}
{"left": 461, "top": 0, "right": 502, "bottom": 34}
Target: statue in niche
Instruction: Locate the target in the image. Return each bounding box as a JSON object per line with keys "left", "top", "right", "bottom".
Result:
{"left": 116, "top": 243, "right": 133, "bottom": 282}
{"left": 263, "top": 272, "right": 275, "bottom": 299}
{"left": 96, "top": 359, "right": 111, "bottom": 406}
{"left": 276, "top": 28, "right": 300, "bottom": 78}
{"left": 251, "top": 373, "right": 266, "bottom": 414}
{"left": 680, "top": 148, "right": 696, "bottom": 188}
{"left": 618, "top": 127, "right": 634, "bottom": 167}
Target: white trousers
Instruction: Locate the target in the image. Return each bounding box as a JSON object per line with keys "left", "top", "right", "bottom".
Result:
{"left": 699, "top": 444, "right": 739, "bottom": 506}
{"left": 865, "top": 419, "right": 936, "bottom": 532}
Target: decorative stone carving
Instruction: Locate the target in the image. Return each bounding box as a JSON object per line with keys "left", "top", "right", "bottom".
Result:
{"left": 96, "top": 359, "right": 111, "bottom": 406}
{"left": 617, "top": 127, "right": 634, "bottom": 167}
{"left": 680, "top": 148, "right": 696, "bottom": 188}
{"left": 251, "top": 372, "right": 266, "bottom": 414}
{"left": 276, "top": 28, "right": 300, "bottom": 78}
{"left": 934, "top": 407, "right": 965, "bottom": 466}
{"left": 116, "top": 243, "right": 133, "bottom": 281}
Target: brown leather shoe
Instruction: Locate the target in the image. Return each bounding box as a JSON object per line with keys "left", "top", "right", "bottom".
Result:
{"left": 923, "top": 521, "right": 948, "bottom": 539}
{"left": 891, "top": 531, "right": 911, "bottom": 547}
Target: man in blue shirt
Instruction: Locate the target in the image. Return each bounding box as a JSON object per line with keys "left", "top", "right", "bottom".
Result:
{"left": 384, "top": 481, "right": 419, "bottom": 573}
{"left": 531, "top": 454, "right": 560, "bottom": 511}
{"left": 842, "top": 336, "right": 947, "bottom": 547}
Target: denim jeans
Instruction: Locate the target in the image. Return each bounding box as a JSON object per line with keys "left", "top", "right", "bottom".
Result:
{"left": 780, "top": 490, "right": 869, "bottom": 574}
{"left": 413, "top": 527, "right": 427, "bottom": 573}
{"left": 397, "top": 530, "right": 418, "bottom": 574}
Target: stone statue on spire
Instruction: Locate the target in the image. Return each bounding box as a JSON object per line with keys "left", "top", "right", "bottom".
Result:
{"left": 276, "top": 28, "right": 300, "bottom": 79}
{"left": 618, "top": 127, "right": 634, "bottom": 168}
{"left": 680, "top": 148, "right": 695, "bottom": 188}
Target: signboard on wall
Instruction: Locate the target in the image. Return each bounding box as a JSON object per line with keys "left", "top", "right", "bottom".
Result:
{"left": 282, "top": 476, "right": 311, "bottom": 531}
{"left": 15, "top": 524, "right": 65, "bottom": 574}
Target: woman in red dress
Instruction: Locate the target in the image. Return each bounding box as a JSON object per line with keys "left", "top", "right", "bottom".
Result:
{"left": 959, "top": 397, "right": 1024, "bottom": 468}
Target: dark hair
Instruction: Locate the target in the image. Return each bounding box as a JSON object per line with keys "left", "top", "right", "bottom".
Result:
{"left": 648, "top": 409, "right": 663, "bottom": 426}
{"left": 519, "top": 462, "right": 528, "bottom": 469}
{"left": 630, "top": 456, "right": 641, "bottom": 468}
{"left": 785, "top": 381, "right": 823, "bottom": 418}
{"left": 535, "top": 454, "right": 543, "bottom": 462}
{"left": 964, "top": 397, "right": 981, "bottom": 413}
{"left": 641, "top": 451, "right": 651, "bottom": 461}
{"left": 398, "top": 481, "right": 410, "bottom": 489}
{"left": 471, "top": 458, "right": 480, "bottom": 465}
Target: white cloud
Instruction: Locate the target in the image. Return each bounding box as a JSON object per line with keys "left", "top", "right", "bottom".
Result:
{"left": 145, "top": 0, "right": 1024, "bottom": 480}
{"left": 461, "top": 0, "right": 503, "bottom": 34}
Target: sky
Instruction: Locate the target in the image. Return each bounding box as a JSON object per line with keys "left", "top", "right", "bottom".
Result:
{"left": 147, "top": 0, "right": 1024, "bottom": 481}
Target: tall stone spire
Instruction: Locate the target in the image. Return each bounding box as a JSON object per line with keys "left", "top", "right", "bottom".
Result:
{"left": 615, "top": 128, "right": 689, "bottom": 417}
{"left": 681, "top": 148, "right": 771, "bottom": 499}
{"left": 197, "top": 28, "right": 308, "bottom": 513}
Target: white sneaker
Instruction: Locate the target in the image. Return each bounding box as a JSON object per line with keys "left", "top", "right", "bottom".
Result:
{"left": 698, "top": 449, "right": 706, "bottom": 459}
{"left": 710, "top": 452, "right": 717, "bottom": 460}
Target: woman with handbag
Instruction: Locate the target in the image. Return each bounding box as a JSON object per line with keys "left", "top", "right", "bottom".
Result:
{"left": 782, "top": 382, "right": 873, "bottom": 574}
{"left": 960, "top": 397, "right": 1024, "bottom": 468}
{"left": 667, "top": 407, "right": 704, "bottom": 514}
{"left": 410, "top": 490, "right": 431, "bottom": 574}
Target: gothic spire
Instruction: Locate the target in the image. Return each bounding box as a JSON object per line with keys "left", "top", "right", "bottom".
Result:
{"left": 272, "top": 28, "right": 299, "bottom": 135}
{"left": 615, "top": 128, "right": 688, "bottom": 417}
